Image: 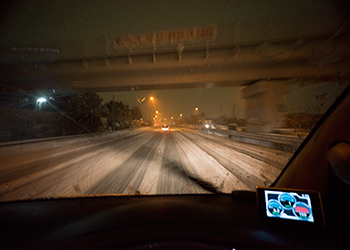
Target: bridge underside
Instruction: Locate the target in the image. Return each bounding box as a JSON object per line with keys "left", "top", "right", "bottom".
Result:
{"left": 1, "top": 1, "right": 350, "bottom": 95}
{"left": 2, "top": 34, "right": 350, "bottom": 95}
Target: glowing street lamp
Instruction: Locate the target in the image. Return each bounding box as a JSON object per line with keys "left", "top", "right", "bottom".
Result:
{"left": 36, "top": 97, "right": 47, "bottom": 110}
{"left": 37, "top": 97, "right": 47, "bottom": 104}
{"left": 180, "top": 113, "right": 183, "bottom": 117}
{"left": 195, "top": 107, "right": 199, "bottom": 111}
{"left": 148, "top": 96, "right": 155, "bottom": 121}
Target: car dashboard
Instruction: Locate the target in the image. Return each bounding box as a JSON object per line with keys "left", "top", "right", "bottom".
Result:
{"left": 1, "top": 2, "right": 350, "bottom": 249}
{"left": 1, "top": 85, "right": 349, "bottom": 250}
{"left": 0, "top": 192, "right": 348, "bottom": 250}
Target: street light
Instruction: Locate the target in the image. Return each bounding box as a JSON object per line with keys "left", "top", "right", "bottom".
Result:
{"left": 36, "top": 97, "right": 47, "bottom": 110}
{"left": 37, "top": 97, "right": 47, "bottom": 104}
{"left": 148, "top": 96, "right": 155, "bottom": 121}
{"left": 195, "top": 107, "right": 199, "bottom": 111}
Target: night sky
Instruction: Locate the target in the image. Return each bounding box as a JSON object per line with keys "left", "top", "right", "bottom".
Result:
{"left": 1, "top": 0, "right": 338, "bottom": 46}
{"left": 98, "top": 86, "right": 245, "bottom": 121}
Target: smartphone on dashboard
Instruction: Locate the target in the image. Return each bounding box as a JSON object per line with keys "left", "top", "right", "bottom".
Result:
{"left": 256, "top": 187, "right": 326, "bottom": 227}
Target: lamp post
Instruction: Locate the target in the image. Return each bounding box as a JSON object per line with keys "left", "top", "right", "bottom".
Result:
{"left": 149, "top": 96, "right": 154, "bottom": 121}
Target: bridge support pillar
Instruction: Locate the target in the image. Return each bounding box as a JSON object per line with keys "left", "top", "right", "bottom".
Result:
{"left": 242, "top": 80, "right": 288, "bottom": 133}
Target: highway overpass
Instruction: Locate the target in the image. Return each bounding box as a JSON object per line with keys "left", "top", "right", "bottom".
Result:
{"left": 1, "top": 1, "right": 349, "bottom": 94}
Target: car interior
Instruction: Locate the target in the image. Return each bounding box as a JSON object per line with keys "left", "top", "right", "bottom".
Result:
{"left": 1, "top": 85, "right": 350, "bottom": 250}
{"left": 1, "top": 1, "right": 350, "bottom": 249}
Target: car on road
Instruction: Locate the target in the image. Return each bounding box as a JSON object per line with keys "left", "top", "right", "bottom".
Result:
{"left": 228, "top": 123, "right": 238, "bottom": 130}
{"left": 161, "top": 125, "right": 170, "bottom": 132}
{"left": 202, "top": 120, "right": 219, "bottom": 131}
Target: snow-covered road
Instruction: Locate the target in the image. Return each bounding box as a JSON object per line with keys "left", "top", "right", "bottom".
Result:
{"left": 0, "top": 127, "right": 292, "bottom": 201}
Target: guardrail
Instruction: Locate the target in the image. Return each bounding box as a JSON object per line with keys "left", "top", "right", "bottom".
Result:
{"left": 218, "top": 129, "right": 305, "bottom": 152}
{"left": 182, "top": 124, "right": 305, "bottom": 153}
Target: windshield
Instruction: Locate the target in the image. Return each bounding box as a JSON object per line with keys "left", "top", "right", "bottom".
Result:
{"left": 1, "top": 0, "right": 349, "bottom": 201}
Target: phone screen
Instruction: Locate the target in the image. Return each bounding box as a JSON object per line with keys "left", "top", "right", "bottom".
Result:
{"left": 257, "top": 187, "right": 325, "bottom": 227}
{"left": 264, "top": 190, "right": 313, "bottom": 222}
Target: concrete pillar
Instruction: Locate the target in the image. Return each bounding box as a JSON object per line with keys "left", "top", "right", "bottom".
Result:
{"left": 242, "top": 80, "right": 288, "bottom": 133}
